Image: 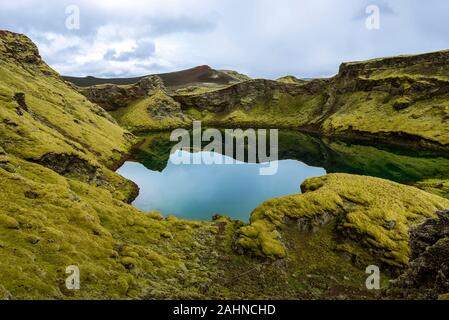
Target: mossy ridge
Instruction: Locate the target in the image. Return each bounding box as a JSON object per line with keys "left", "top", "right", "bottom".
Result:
{"left": 0, "top": 31, "right": 141, "bottom": 202}
{"left": 339, "top": 49, "right": 449, "bottom": 80}
{"left": 321, "top": 89, "right": 449, "bottom": 147}
{"left": 276, "top": 75, "right": 306, "bottom": 84}
{"left": 0, "top": 155, "right": 219, "bottom": 299}
{"left": 2, "top": 31, "right": 449, "bottom": 299}
{"left": 0, "top": 33, "right": 135, "bottom": 165}
{"left": 111, "top": 89, "right": 191, "bottom": 132}
{"left": 0, "top": 31, "right": 218, "bottom": 299}
{"left": 95, "top": 49, "right": 449, "bottom": 153}
{"left": 238, "top": 174, "right": 449, "bottom": 268}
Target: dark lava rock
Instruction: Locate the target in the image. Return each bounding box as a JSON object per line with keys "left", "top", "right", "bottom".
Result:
{"left": 24, "top": 191, "right": 39, "bottom": 199}
{"left": 389, "top": 209, "right": 449, "bottom": 299}
{"left": 0, "top": 148, "right": 15, "bottom": 173}
{"left": 393, "top": 99, "right": 412, "bottom": 111}
{"left": 14, "top": 92, "right": 28, "bottom": 114}
{"left": 34, "top": 153, "right": 106, "bottom": 185}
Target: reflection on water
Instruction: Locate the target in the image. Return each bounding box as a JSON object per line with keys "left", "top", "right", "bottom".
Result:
{"left": 117, "top": 130, "right": 449, "bottom": 221}
{"left": 118, "top": 150, "right": 326, "bottom": 221}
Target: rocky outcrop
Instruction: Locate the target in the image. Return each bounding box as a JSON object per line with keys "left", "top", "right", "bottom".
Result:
{"left": 33, "top": 153, "right": 107, "bottom": 185}
{"left": 0, "top": 30, "right": 42, "bottom": 65}
{"left": 237, "top": 174, "right": 449, "bottom": 268}
{"left": 78, "top": 76, "right": 165, "bottom": 111}
{"left": 390, "top": 209, "right": 449, "bottom": 299}
{"left": 338, "top": 50, "right": 449, "bottom": 81}
{"left": 172, "top": 79, "right": 327, "bottom": 113}
{"left": 147, "top": 91, "right": 185, "bottom": 119}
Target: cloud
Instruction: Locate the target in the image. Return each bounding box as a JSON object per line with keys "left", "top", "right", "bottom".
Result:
{"left": 0, "top": 0, "right": 449, "bottom": 78}
{"left": 104, "top": 39, "right": 156, "bottom": 61}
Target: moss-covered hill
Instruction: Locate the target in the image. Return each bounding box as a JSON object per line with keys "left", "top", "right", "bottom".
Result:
{"left": 0, "top": 31, "right": 219, "bottom": 299}
{"left": 1, "top": 31, "right": 449, "bottom": 300}
{"left": 238, "top": 174, "right": 449, "bottom": 266}
{"left": 79, "top": 49, "right": 449, "bottom": 153}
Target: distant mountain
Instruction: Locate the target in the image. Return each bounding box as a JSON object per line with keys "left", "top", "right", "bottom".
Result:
{"left": 276, "top": 75, "right": 306, "bottom": 84}
{"left": 63, "top": 65, "right": 250, "bottom": 88}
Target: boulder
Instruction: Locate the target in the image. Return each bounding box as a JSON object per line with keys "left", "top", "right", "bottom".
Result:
{"left": 390, "top": 209, "right": 449, "bottom": 299}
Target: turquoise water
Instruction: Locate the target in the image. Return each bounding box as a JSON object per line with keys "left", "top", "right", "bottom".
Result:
{"left": 117, "top": 150, "right": 326, "bottom": 221}
{"left": 117, "top": 131, "right": 449, "bottom": 221}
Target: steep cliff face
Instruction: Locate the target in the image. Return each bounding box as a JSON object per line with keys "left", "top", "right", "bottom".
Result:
{"left": 319, "top": 51, "right": 449, "bottom": 150}
{"left": 337, "top": 50, "right": 449, "bottom": 81}
{"left": 173, "top": 79, "right": 326, "bottom": 113}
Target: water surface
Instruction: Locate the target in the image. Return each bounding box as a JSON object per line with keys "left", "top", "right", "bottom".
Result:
{"left": 118, "top": 150, "right": 325, "bottom": 221}
{"left": 117, "top": 131, "right": 449, "bottom": 221}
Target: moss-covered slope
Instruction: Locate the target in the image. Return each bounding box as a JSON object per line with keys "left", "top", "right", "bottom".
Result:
{"left": 238, "top": 174, "right": 449, "bottom": 268}
{"left": 80, "top": 49, "right": 449, "bottom": 153}
{"left": 0, "top": 155, "right": 218, "bottom": 299}
{"left": 0, "top": 31, "right": 135, "bottom": 167}
{"left": 0, "top": 31, "right": 218, "bottom": 299}
{"left": 2, "top": 31, "right": 449, "bottom": 300}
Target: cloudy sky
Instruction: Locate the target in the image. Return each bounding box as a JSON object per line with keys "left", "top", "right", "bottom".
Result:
{"left": 1, "top": 0, "right": 449, "bottom": 78}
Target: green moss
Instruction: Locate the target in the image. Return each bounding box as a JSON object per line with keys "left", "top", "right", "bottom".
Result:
{"left": 2, "top": 32, "right": 449, "bottom": 300}
{"left": 321, "top": 89, "right": 449, "bottom": 146}
{"left": 415, "top": 178, "right": 449, "bottom": 199}
{"left": 0, "top": 32, "right": 221, "bottom": 300}
{"left": 238, "top": 219, "right": 286, "bottom": 259}
{"left": 276, "top": 75, "right": 305, "bottom": 84}
{"left": 0, "top": 154, "right": 220, "bottom": 299}
{"left": 438, "top": 293, "right": 449, "bottom": 300}
{"left": 238, "top": 174, "right": 449, "bottom": 267}
{"left": 0, "top": 214, "right": 20, "bottom": 229}
{"left": 111, "top": 90, "right": 189, "bottom": 132}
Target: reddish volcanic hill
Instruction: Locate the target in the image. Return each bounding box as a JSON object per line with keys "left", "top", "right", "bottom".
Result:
{"left": 63, "top": 65, "right": 240, "bottom": 88}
